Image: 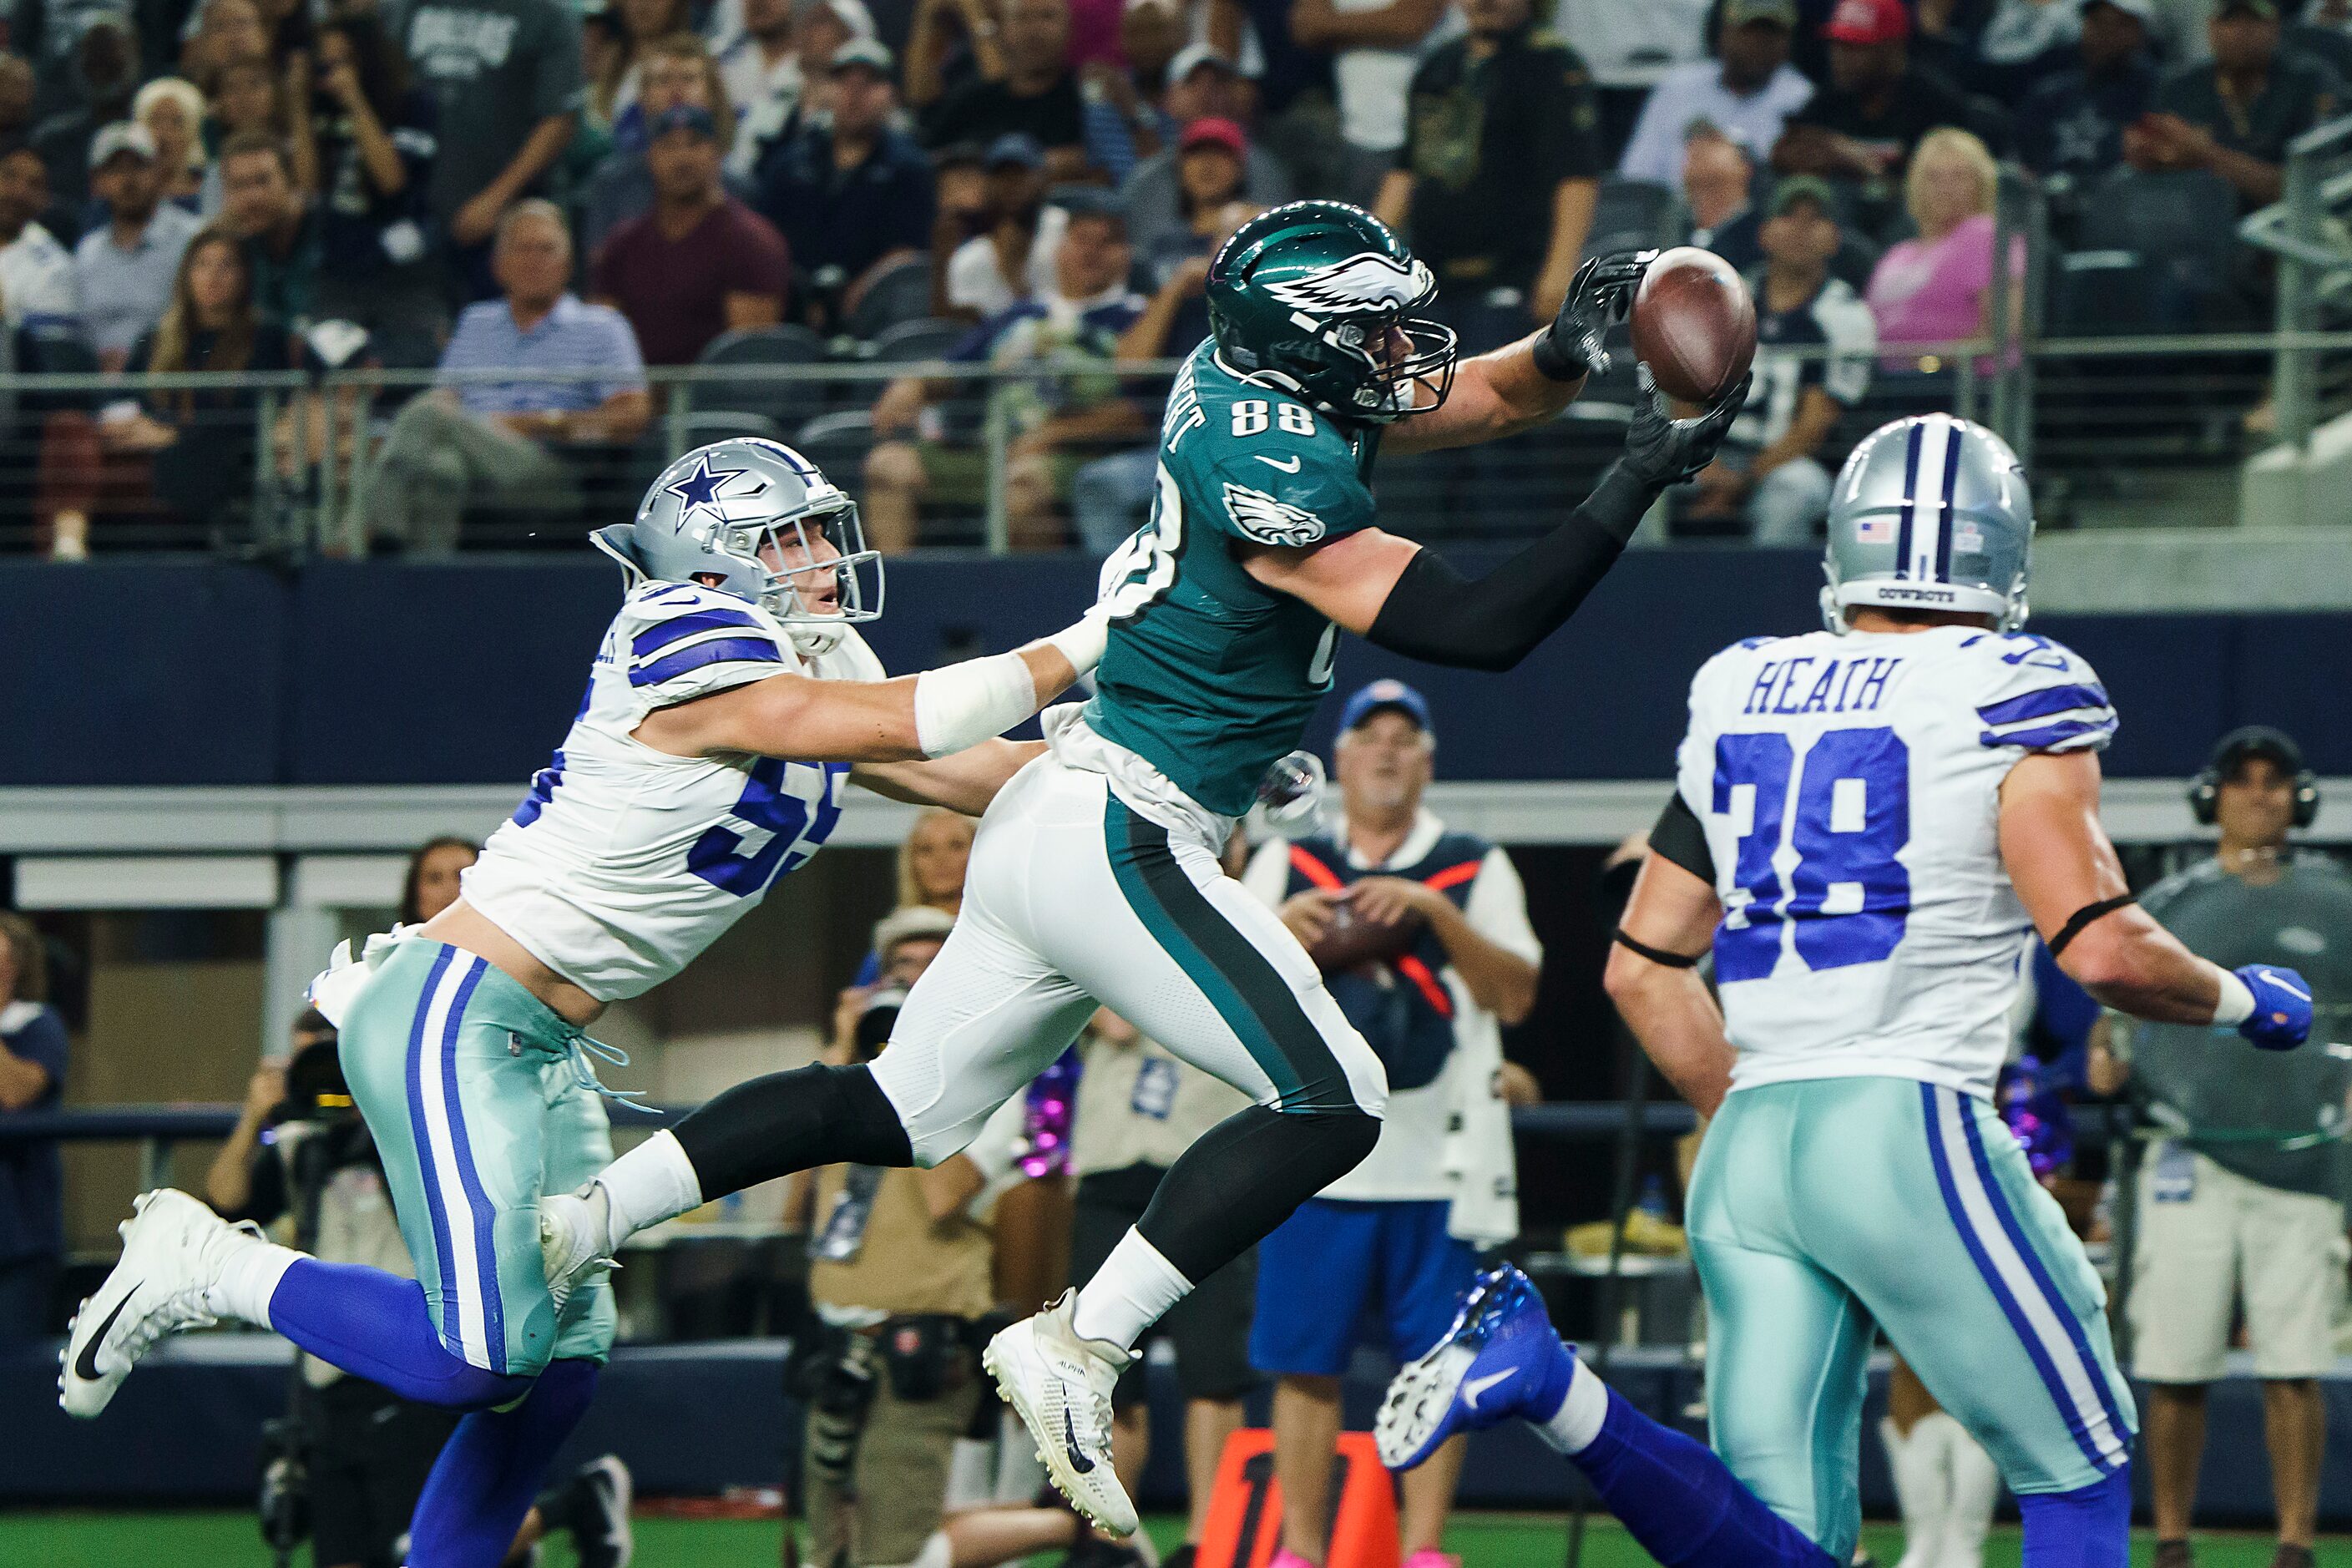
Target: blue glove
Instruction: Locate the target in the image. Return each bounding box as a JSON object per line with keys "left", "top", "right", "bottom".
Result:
{"left": 2234, "top": 964, "right": 2313, "bottom": 1050}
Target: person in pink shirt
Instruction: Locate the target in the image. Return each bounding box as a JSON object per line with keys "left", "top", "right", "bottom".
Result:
{"left": 1864, "top": 126, "right": 2022, "bottom": 371}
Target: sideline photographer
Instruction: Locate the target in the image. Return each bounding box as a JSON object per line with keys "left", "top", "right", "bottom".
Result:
{"left": 207, "top": 1013, "right": 634, "bottom": 1568}
{"left": 2091, "top": 726, "right": 2352, "bottom": 1568}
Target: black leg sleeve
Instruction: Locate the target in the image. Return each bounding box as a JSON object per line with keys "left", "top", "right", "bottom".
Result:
{"left": 1132, "top": 1104, "right": 1379, "bottom": 1284}
{"left": 668, "top": 1063, "right": 914, "bottom": 1201}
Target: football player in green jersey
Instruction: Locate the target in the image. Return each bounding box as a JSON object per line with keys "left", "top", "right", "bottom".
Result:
{"left": 542, "top": 201, "right": 1747, "bottom": 1535}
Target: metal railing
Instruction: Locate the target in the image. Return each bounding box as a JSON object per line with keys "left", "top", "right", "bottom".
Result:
{"left": 2243, "top": 115, "right": 2352, "bottom": 450}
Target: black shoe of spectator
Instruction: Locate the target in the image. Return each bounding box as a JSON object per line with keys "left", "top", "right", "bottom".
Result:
{"left": 544, "top": 1453, "right": 635, "bottom": 1568}
{"left": 2154, "top": 1540, "right": 2193, "bottom": 1568}
{"left": 2268, "top": 1546, "right": 2314, "bottom": 1568}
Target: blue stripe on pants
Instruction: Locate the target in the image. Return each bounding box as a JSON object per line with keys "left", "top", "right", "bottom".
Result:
{"left": 438, "top": 955, "right": 506, "bottom": 1373}
{"left": 404, "top": 944, "right": 461, "bottom": 1349}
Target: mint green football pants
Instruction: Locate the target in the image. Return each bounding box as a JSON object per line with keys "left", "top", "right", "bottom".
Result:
{"left": 336, "top": 938, "right": 618, "bottom": 1377}
{"left": 1687, "top": 1077, "right": 2137, "bottom": 1560}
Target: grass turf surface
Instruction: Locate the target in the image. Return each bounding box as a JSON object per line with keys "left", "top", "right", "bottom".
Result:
{"left": 0, "top": 1512, "right": 2321, "bottom": 1567}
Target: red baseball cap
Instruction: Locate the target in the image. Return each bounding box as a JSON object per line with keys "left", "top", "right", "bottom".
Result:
{"left": 1178, "top": 117, "right": 1247, "bottom": 158}
{"left": 1823, "top": 0, "right": 1909, "bottom": 43}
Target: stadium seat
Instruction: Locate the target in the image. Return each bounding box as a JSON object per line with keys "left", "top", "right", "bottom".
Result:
{"left": 844, "top": 253, "right": 936, "bottom": 341}
{"left": 694, "top": 323, "right": 834, "bottom": 434}
{"left": 2076, "top": 167, "right": 2241, "bottom": 331}
{"left": 795, "top": 408, "right": 878, "bottom": 496}
{"left": 1582, "top": 176, "right": 1679, "bottom": 263}
{"left": 867, "top": 317, "right": 969, "bottom": 367}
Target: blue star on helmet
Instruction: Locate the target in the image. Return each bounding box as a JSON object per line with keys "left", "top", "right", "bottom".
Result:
{"left": 665, "top": 454, "right": 747, "bottom": 528}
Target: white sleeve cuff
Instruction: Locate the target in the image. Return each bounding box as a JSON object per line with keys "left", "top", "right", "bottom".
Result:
{"left": 913, "top": 650, "right": 1039, "bottom": 759}
{"left": 2210, "top": 968, "right": 2254, "bottom": 1027}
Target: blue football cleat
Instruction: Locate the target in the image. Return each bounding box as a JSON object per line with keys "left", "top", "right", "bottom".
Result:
{"left": 1375, "top": 1264, "right": 1576, "bottom": 1472}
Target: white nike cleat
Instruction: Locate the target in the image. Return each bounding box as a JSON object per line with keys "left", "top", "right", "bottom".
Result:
{"left": 539, "top": 1185, "right": 619, "bottom": 1316}
{"left": 981, "top": 1291, "right": 1137, "bottom": 1537}
{"left": 59, "top": 1189, "right": 265, "bottom": 1419}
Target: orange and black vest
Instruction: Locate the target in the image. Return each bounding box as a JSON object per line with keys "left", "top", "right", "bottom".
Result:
{"left": 1282, "top": 830, "right": 1489, "bottom": 1092}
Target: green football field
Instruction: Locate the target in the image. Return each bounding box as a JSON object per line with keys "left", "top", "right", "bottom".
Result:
{"left": 0, "top": 1510, "right": 2325, "bottom": 1568}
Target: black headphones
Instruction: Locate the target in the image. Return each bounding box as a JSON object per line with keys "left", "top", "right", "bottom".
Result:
{"left": 2188, "top": 725, "right": 2320, "bottom": 829}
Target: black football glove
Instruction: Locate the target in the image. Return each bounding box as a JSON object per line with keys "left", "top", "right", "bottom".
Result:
{"left": 1532, "top": 250, "right": 1657, "bottom": 383}
{"left": 1622, "top": 365, "right": 1752, "bottom": 488}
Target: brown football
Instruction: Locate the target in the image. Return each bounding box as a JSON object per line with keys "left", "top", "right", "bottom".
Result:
{"left": 1305, "top": 906, "right": 1425, "bottom": 976}
{"left": 1629, "top": 246, "right": 1758, "bottom": 404}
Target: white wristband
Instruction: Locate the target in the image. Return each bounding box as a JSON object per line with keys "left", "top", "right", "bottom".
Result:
{"left": 1044, "top": 609, "right": 1110, "bottom": 676}
{"left": 2211, "top": 967, "right": 2254, "bottom": 1027}
{"left": 913, "top": 650, "right": 1039, "bottom": 759}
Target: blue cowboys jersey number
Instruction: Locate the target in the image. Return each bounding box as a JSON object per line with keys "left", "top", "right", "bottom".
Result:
{"left": 1675, "top": 625, "right": 2117, "bottom": 1099}
{"left": 462, "top": 584, "right": 881, "bottom": 1002}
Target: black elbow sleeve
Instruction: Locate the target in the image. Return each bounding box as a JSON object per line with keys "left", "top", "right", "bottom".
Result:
{"left": 1366, "top": 462, "right": 1657, "bottom": 670}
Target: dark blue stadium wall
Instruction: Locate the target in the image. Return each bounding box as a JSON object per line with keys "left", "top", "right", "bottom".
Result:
{"left": 8, "top": 554, "right": 2350, "bottom": 787}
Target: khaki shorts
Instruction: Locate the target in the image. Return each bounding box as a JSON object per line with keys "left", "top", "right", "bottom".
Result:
{"left": 806, "top": 1367, "right": 982, "bottom": 1567}
{"left": 2129, "top": 1143, "right": 2349, "bottom": 1383}
{"left": 912, "top": 443, "right": 1086, "bottom": 507}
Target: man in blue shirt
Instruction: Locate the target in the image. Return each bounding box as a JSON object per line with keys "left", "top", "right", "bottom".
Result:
{"left": 359, "top": 201, "right": 650, "bottom": 555}
{"left": 0, "top": 913, "right": 68, "bottom": 1342}
{"left": 755, "top": 41, "right": 934, "bottom": 332}
{"left": 2016, "top": 0, "right": 2160, "bottom": 190}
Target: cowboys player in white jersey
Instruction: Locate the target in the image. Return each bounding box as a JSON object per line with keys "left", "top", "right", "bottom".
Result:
{"left": 1373, "top": 414, "right": 2314, "bottom": 1568}
{"left": 60, "top": 438, "right": 1108, "bottom": 1567}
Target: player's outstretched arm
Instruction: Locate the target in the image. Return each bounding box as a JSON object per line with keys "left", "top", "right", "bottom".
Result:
{"left": 2000, "top": 751, "right": 2310, "bottom": 1047}
{"left": 1241, "top": 369, "right": 1746, "bottom": 672}
{"left": 853, "top": 740, "right": 1047, "bottom": 817}
{"left": 635, "top": 619, "right": 1105, "bottom": 765}
{"left": 1387, "top": 251, "right": 1650, "bottom": 456}
{"left": 1602, "top": 815, "right": 1736, "bottom": 1115}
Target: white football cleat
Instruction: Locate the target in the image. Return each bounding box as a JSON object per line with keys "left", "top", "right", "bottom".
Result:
{"left": 60, "top": 1189, "right": 262, "bottom": 1418}
{"left": 539, "top": 1185, "right": 619, "bottom": 1316}
{"left": 981, "top": 1292, "right": 1136, "bottom": 1537}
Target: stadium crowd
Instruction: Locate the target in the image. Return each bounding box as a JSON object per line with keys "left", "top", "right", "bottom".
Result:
{"left": 0, "top": 0, "right": 2338, "bottom": 554}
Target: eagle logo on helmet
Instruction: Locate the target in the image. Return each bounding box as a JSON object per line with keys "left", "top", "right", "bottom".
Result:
{"left": 1222, "top": 483, "right": 1327, "bottom": 546}
{"left": 1263, "top": 252, "right": 1431, "bottom": 316}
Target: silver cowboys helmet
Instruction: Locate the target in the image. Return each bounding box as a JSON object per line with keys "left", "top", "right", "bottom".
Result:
{"left": 593, "top": 438, "right": 883, "bottom": 655}
{"left": 1822, "top": 412, "right": 2033, "bottom": 635}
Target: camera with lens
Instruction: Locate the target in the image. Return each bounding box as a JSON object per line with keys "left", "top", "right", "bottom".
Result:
{"left": 847, "top": 987, "right": 906, "bottom": 1065}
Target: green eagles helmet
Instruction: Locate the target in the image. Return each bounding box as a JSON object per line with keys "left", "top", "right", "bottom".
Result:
{"left": 1206, "top": 200, "right": 1458, "bottom": 425}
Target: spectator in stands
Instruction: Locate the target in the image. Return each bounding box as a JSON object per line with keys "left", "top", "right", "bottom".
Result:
{"left": 362, "top": 202, "right": 649, "bottom": 555}
{"left": 1617, "top": 0, "right": 1815, "bottom": 189}
{"left": 0, "top": 54, "right": 34, "bottom": 154}
{"left": 1679, "top": 176, "right": 1874, "bottom": 542}
{"left": 866, "top": 190, "right": 1146, "bottom": 550}
{"left": 592, "top": 104, "right": 788, "bottom": 364}
{"left": 903, "top": 0, "right": 1008, "bottom": 114}
{"left": 306, "top": 13, "right": 442, "bottom": 361}
{"left": 1206, "top": 0, "right": 1338, "bottom": 199}
{"left": 2127, "top": 0, "right": 2339, "bottom": 212}
{"left": 1866, "top": 127, "right": 2020, "bottom": 365}
{"left": 1068, "top": 1005, "right": 1258, "bottom": 1563}
{"left": 594, "top": 0, "right": 694, "bottom": 135}
{"left": 1121, "top": 45, "right": 1293, "bottom": 262}
{"left": 133, "top": 77, "right": 208, "bottom": 207}
{"left": 942, "top": 131, "right": 1061, "bottom": 321}
{"left": 1683, "top": 127, "right": 1763, "bottom": 276}
{"left": 0, "top": 913, "right": 67, "bottom": 1343}
{"left": 2292, "top": 0, "right": 2352, "bottom": 83}
{"left": 579, "top": 35, "right": 737, "bottom": 256}
{"left": 200, "top": 57, "right": 305, "bottom": 215}
{"left": 2089, "top": 726, "right": 2352, "bottom": 1568}
{"left": 1242, "top": 680, "right": 1540, "bottom": 1568}
{"left": 2016, "top": 0, "right": 2158, "bottom": 189}
{"left": 1773, "top": 0, "right": 1974, "bottom": 232}
{"left": 401, "top": 835, "right": 480, "bottom": 926}
{"left": 29, "top": 12, "right": 139, "bottom": 213}
{"left": 1291, "top": 0, "right": 1455, "bottom": 207}
{"left": 721, "top": 0, "right": 873, "bottom": 175}
{"left": 1133, "top": 119, "right": 1254, "bottom": 296}
{"left": 397, "top": 0, "right": 584, "bottom": 291}
{"left": 0, "top": 144, "right": 78, "bottom": 326}
{"left": 919, "top": 0, "right": 1088, "bottom": 179}
{"left": 1378, "top": 0, "right": 1601, "bottom": 341}
{"left": 74, "top": 123, "right": 200, "bottom": 369}
{"left": 757, "top": 40, "right": 933, "bottom": 333}
{"left": 39, "top": 223, "right": 313, "bottom": 558}
{"left": 1075, "top": 0, "right": 1184, "bottom": 185}
{"left": 927, "top": 140, "right": 993, "bottom": 311}
{"left": 215, "top": 132, "right": 316, "bottom": 326}
{"left": 1914, "top": 0, "right": 2082, "bottom": 103}
{"left": 181, "top": 0, "right": 271, "bottom": 94}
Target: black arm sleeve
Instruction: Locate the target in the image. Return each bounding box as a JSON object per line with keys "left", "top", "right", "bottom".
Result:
{"left": 1364, "top": 461, "right": 1656, "bottom": 671}
{"left": 1647, "top": 790, "right": 1716, "bottom": 884}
